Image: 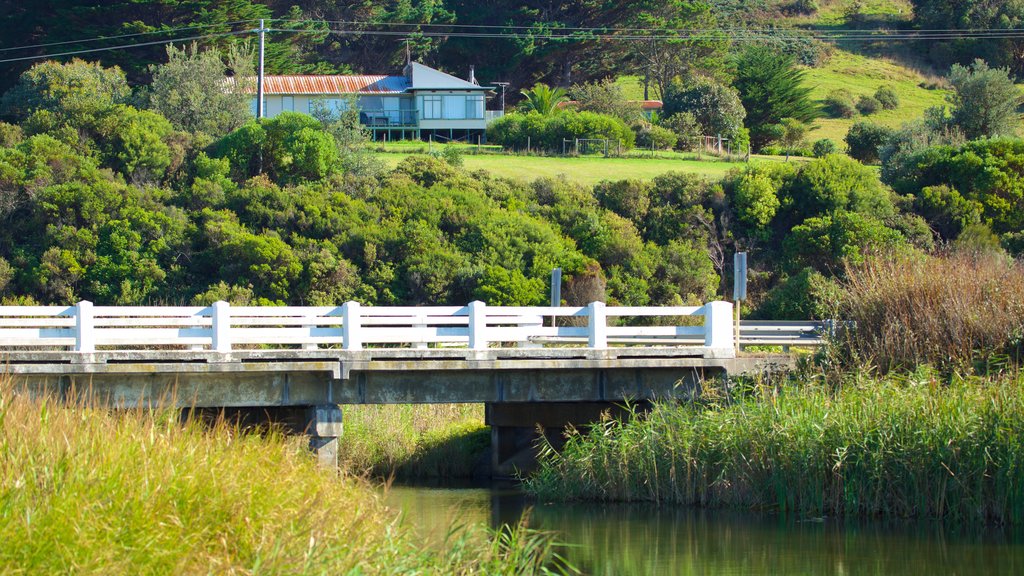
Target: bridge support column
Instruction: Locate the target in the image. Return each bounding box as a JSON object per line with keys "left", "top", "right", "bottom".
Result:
{"left": 486, "top": 402, "right": 649, "bottom": 478}
{"left": 306, "top": 405, "right": 344, "bottom": 468}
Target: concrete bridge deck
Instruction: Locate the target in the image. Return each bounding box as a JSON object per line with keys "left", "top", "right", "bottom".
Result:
{"left": 1, "top": 300, "right": 818, "bottom": 472}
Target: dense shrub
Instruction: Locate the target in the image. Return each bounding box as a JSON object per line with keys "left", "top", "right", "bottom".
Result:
{"left": 845, "top": 121, "right": 896, "bottom": 164}
{"left": 823, "top": 89, "right": 857, "bottom": 118}
{"left": 662, "top": 77, "right": 746, "bottom": 140}
{"left": 486, "top": 110, "right": 635, "bottom": 151}
{"left": 661, "top": 112, "right": 701, "bottom": 150}
{"left": 211, "top": 112, "right": 340, "bottom": 184}
{"left": 812, "top": 138, "right": 837, "bottom": 157}
{"left": 874, "top": 85, "right": 899, "bottom": 110}
{"left": 855, "top": 95, "right": 881, "bottom": 115}
{"left": 882, "top": 138, "right": 1024, "bottom": 238}
{"left": 633, "top": 123, "right": 677, "bottom": 150}
{"left": 839, "top": 251, "right": 1024, "bottom": 371}
{"left": 754, "top": 266, "right": 840, "bottom": 320}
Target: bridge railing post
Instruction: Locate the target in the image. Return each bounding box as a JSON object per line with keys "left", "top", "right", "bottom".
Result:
{"left": 588, "top": 301, "right": 607, "bottom": 348}
{"left": 74, "top": 300, "right": 95, "bottom": 353}
{"left": 468, "top": 300, "right": 488, "bottom": 350}
{"left": 211, "top": 300, "right": 232, "bottom": 353}
{"left": 703, "top": 300, "right": 735, "bottom": 358}
{"left": 342, "top": 301, "right": 361, "bottom": 350}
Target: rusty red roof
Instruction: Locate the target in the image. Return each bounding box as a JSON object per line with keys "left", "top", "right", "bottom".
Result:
{"left": 232, "top": 75, "right": 409, "bottom": 95}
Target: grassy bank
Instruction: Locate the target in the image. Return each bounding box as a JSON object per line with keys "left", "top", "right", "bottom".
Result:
{"left": 340, "top": 404, "right": 490, "bottom": 479}
{"left": 527, "top": 375, "right": 1024, "bottom": 524}
{"left": 0, "top": 384, "right": 568, "bottom": 574}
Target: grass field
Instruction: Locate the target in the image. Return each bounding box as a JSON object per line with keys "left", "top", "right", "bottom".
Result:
{"left": 374, "top": 151, "right": 794, "bottom": 184}
{"left": 803, "top": 49, "right": 949, "bottom": 144}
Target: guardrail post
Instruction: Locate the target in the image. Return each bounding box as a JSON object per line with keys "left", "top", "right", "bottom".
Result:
{"left": 468, "top": 300, "right": 488, "bottom": 350}
{"left": 74, "top": 300, "right": 95, "bottom": 353}
{"left": 588, "top": 301, "right": 607, "bottom": 348}
{"left": 342, "top": 301, "right": 361, "bottom": 350}
{"left": 703, "top": 300, "right": 734, "bottom": 358}
{"left": 211, "top": 300, "right": 232, "bottom": 353}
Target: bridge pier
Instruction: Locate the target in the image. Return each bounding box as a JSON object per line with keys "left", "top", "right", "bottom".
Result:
{"left": 306, "top": 404, "right": 344, "bottom": 468}
{"left": 180, "top": 404, "right": 343, "bottom": 468}
{"left": 486, "top": 402, "right": 651, "bottom": 477}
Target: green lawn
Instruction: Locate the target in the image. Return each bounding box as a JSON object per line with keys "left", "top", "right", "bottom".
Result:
{"left": 374, "top": 151, "right": 795, "bottom": 184}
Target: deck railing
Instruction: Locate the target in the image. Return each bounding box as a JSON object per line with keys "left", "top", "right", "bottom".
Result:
{"left": 359, "top": 109, "right": 419, "bottom": 127}
{"left": 0, "top": 300, "right": 740, "bottom": 358}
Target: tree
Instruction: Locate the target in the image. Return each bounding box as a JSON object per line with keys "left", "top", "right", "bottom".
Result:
{"left": 0, "top": 59, "right": 130, "bottom": 126}
{"left": 662, "top": 77, "right": 746, "bottom": 140}
{"left": 519, "top": 84, "right": 569, "bottom": 115}
{"left": 948, "top": 59, "right": 1021, "bottom": 140}
{"left": 845, "top": 122, "right": 896, "bottom": 164}
{"left": 570, "top": 79, "right": 643, "bottom": 123}
{"left": 624, "top": 0, "right": 728, "bottom": 98}
{"left": 734, "top": 47, "right": 820, "bottom": 150}
{"left": 144, "top": 43, "right": 254, "bottom": 137}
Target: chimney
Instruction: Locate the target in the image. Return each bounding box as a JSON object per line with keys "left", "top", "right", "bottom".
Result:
{"left": 468, "top": 65, "right": 477, "bottom": 85}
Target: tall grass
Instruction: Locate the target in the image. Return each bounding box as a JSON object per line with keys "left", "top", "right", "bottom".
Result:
{"left": 527, "top": 374, "right": 1024, "bottom": 524}
{"left": 0, "top": 380, "right": 570, "bottom": 574}
{"left": 838, "top": 251, "right": 1024, "bottom": 372}
{"left": 340, "top": 404, "right": 490, "bottom": 479}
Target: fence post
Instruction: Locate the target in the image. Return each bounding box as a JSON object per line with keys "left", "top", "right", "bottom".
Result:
{"left": 468, "top": 300, "right": 488, "bottom": 350}
{"left": 703, "top": 301, "right": 735, "bottom": 358}
{"left": 587, "top": 301, "right": 607, "bottom": 348}
{"left": 74, "top": 300, "right": 95, "bottom": 353}
{"left": 342, "top": 301, "right": 361, "bottom": 350}
{"left": 210, "top": 300, "right": 231, "bottom": 353}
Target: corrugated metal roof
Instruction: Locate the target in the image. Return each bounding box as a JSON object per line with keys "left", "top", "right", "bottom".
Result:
{"left": 233, "top": 75, "right": 409, "bottom": 94}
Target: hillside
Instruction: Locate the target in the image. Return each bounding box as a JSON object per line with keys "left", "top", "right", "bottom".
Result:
{"left": 803, "top": 49, "right": 949, "bottom": 143}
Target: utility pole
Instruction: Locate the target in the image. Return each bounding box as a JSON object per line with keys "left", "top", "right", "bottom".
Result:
{"left": 257, "top": 19, "right": 266, "bottom": 119}
{"left": 494, "top": 81, "right": 510, "bottom": 112}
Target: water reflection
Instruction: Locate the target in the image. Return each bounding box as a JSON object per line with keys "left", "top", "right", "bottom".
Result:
{"left": 386, "top": 484, "right": 1024, "bottom": 575}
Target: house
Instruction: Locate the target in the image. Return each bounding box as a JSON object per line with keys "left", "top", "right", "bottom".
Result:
{"left": 248, "top": 62, "right": 501, "bottom": 142}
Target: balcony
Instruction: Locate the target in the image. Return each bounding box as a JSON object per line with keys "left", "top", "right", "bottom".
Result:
{"left": 484, "top": 110, "right": 505, "bottom": 124}
{"left": 359, "top": 109, "right": 419, "bottom": 128}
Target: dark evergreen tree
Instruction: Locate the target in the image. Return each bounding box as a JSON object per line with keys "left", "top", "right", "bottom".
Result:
{"left": 733, "top": 46, "right": 819, "bottom": 150}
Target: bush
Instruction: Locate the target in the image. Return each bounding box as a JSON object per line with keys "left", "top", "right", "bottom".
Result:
{"left": 486, "top": 110, "right": 635, "bottom": 152}
{"left": 633, "top": 123, "right": 677, "bottom": 150}
{"left": 856, "top": 95, "right": 881, "bottom": 115}
{"left": 812, "top": 138, "right": 837, "bottom": 157}
{"left": 823, "top": 89, "right": 857, "bottom": 119}
{"left": 661, "top": 112, "right": 701, "bottom": 150}
{"left": 839, "top": 251, "right": 1024, "bottom": 372}
{"left": 874, "top": 85, "right": 899, "bottom": 110}
{"left": 754, "top": 267, "right": 840, "bottom": 320}
{"left": 845, "top": 121, "right": 896, "bottom": 164}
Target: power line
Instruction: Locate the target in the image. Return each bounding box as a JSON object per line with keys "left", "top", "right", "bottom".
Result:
{"left": 3, "top": 19, "right": 1024, "bottom": 66}
{"left": 0, "top": 30, "right": 253, "bottom": 65}
{"left": 0, "top": 20, "right": 261, "bottom": 53}
{"left": 267, "top": 26, "right": 1024, "bottom": 42}
{"left": 270, "top": 18, "right": 1024, "bottom": 37}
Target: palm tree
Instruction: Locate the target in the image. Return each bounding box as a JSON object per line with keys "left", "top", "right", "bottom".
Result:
{"left": 518, "top": 83, "right": 568, "bottom": 115}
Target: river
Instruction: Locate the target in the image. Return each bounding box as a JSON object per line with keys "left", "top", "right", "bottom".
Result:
{"left": 386, "top": 482, "right": 1024, "bottom": 575}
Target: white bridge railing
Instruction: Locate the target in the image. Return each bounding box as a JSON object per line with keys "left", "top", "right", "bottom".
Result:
{"left": 0, "top": 300, "right": 742, "bottom": 358}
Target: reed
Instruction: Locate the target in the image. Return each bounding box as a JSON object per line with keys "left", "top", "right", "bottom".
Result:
{"left": 837, "top": 250, "right": 1024, "bottom": 372}
{"left": 339, "top": 404, "right": 490, "bottom": 479}
{"left": 0, "top": 379, "right": 569, "bottom": 574}
{"left": 527, "top": 374, "right": 1024, "bottom": 524}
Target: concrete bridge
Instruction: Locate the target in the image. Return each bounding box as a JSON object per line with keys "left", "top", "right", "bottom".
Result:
{"left": 0, "top": 300, "right": 823, "bottom": 473}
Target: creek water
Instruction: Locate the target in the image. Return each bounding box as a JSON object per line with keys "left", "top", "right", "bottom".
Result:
{"left": 386, "top": 482, "right": 1024, "bottom": 575}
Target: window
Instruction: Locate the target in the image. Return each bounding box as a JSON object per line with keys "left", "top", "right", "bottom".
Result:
{"left": 422, "top": 95, "right": 442, "bottom": 119}
{"left": 466, "top": 94, "right": 484, "bottom": 119}
{"left": 282, "top": 96, "right": 294, "bottom": 112}
{"left": 443, "top": 95, "right": 465, "bottom": 119}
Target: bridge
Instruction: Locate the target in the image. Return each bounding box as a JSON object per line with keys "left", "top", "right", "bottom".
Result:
{"left": 0, "top": 300, "right": 824, "bottom": 473}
